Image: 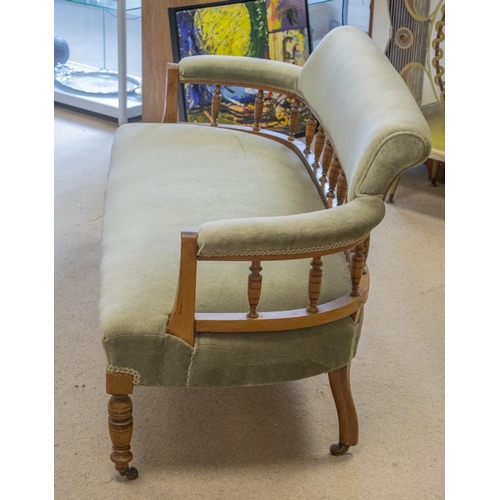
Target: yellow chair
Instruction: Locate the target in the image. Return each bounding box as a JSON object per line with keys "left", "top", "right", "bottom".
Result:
{"left": 424, "top": 106, "right": 445, "bottom": 186}
{"left": 384, "top": 1, "right": 445, "bottom": 202}
{"left": 387, "top": 105, "right": 444, "bottom": 202}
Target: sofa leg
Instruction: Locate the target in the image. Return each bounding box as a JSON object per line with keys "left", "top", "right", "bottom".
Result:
{"left": 106, "top": 371, "right": 138, "bottom": 480}
{"left": 328, "top": 362, "right": 358, "bottom": 455}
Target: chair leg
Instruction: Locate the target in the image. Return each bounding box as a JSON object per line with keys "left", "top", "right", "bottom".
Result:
{"left": 328, "top": 362, "right": 359, "bottom": 455}
{"left": 385, "top": 174, "right": 401, "bottom": 203}
{"left": 106, "top": 371, "right": 138, "bottom": 480}
{"left": 430, "top": 160, "right": 440, "bottom": 186}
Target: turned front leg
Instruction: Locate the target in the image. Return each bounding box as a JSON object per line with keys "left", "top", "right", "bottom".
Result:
{"left": 106, "top": 371, "right": 138, "bottom": 480}
{"left": 328, "top": 363, "right": 359, "bottom": 455}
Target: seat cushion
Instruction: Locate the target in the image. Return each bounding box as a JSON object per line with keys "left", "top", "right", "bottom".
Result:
{"left": 100, "top": 123, "right": 360, "bottom": 387}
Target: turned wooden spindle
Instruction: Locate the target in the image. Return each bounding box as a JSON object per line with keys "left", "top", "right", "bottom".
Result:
{"left": 327, "top": 152, "right": 341, "bottom": 198}
{"left": 312, "top": 125, "right": 326, "bottom": 169}
{"left": 321, "top": 139, "right": 334, "bottom": 182}
{"left": 106, "top": 371, "right": 138, "bottom": 480}
{"left": 349, "top": 244, "right": 365, "bottom": 297}
{"left": 211, "top": 85, "right": 221, "bottom": 126}
{"left": 303, "top": 111, "right": 316, "bottom": 154}
{"left": 307, "top": 256, "right": 323, "bottom": 313}
{"left": 247, "top": 261, "right": 263, "bottom": 318}
{"left": 253, "top": 90, "right": 264, "bottom": 131}
{"left": 336, "top": 169, "right": 348, "bottom": 205}
{"left": 288, "top": 99, "right": 300, "bottom": 141}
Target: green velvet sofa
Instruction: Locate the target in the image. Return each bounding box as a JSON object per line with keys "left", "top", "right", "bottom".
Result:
{"left": 99, "top": 26, "right": 431, "bottom": 479}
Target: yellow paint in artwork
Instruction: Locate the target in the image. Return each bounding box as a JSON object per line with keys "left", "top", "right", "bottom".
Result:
{"left": 194, "top": 5, "right": 251, "bottom": 56}
{"left": 269, "top": 31, "right": 307, "bottom": 66}
{"left": 267, "top": 0, "right": 282, "bottom": 32}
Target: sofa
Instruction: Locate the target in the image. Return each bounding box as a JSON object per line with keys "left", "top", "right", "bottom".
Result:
{"left": 99, "top": 26, "right": 431, "bottom": 479}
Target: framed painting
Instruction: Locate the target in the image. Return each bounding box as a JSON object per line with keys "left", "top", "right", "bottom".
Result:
{"left": 169, "top": 0, "right": 312, "bottom": 134}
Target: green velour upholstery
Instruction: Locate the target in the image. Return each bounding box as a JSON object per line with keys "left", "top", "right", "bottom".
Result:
{"left": 298, "top": 27, "right": 431, "bottom": 200}
{"left": 100, "top": 124, "right": 363, "bottom": 387}
{"left": 179, "top": 55, "right": 303, "bottom": 98}
{"left": 176, "top": 27, "right": 432, "bottom": 203}
{"left": 99, "top": 26, "right": 432, "bottom": 388}
{"left": 197, "top": 196, "right": 385, "bottom": 258}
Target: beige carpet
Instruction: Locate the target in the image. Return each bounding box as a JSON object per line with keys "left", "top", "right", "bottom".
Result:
{"left": 54, "top": 105, "right": 444, "bottom": 500}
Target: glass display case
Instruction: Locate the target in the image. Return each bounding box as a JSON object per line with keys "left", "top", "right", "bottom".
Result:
{"left": 308, "top": 0, "right": 342, "bottom": 49}
{"left": 307, "top": 0, "right": 371, "bottom": 49}
{"left": 343, "top": 0, "right": 372, "bottom": 34}
{"left": 54, "top": 0, "right": 142, "bottom": 124}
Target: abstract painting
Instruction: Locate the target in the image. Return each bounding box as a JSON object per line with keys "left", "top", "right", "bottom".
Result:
{"left": 169, "top": 0, "right": 311, "bottom": 133}
{"left": 266, "top": 0, "right": 308, "bottom": 33}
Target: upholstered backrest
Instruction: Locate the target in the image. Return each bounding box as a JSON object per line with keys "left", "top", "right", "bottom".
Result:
{"left": 298, "top": 26, "right": 431, "bottom": 200}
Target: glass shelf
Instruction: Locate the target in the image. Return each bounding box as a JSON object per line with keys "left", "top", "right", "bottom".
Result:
{"left": 55, "top": 0, "right": 142, "bottom": 123}
{"left": 308, "top": 0, "right": 336, "bottom": 5}
{"left": 307, "top": 0, "right": 371, "bottom": 50}
{"left": 66, "top": 0, "right": 142, "bottom": 11}
{"left": 308, "top": 0, "right": 343, "bottom": 49}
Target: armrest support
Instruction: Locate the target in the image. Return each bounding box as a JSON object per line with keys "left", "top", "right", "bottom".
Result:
{"left": 178, "top": 55, "right": 303, "bottom": 97}
{"left": 197, "top": 196, "right": 385, "bottom": 259}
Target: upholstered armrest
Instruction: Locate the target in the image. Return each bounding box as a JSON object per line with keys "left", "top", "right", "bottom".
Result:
{"left": 178, "top": 55, "right": 303, "bottom": 97}
{"left": 197, "top": 196, "right": 385, "bottom": 258}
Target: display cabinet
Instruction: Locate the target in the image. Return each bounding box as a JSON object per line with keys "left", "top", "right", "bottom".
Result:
{"left": 308, "top": 0, "right": 343, "bottom": 49}
{"left": 308, "top": 0, "right": 372, "bottom": 49}
{"left": 54, "top": 0, "right": 142, "bottom": 124}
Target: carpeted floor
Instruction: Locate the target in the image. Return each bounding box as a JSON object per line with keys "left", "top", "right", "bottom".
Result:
{"left": 54, "top": 104, "right": 444, "bottom": 500}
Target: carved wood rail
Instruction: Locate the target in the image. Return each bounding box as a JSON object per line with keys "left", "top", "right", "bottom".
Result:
{"left": 163, "top": 63, "right": 370, "bottom": 346}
